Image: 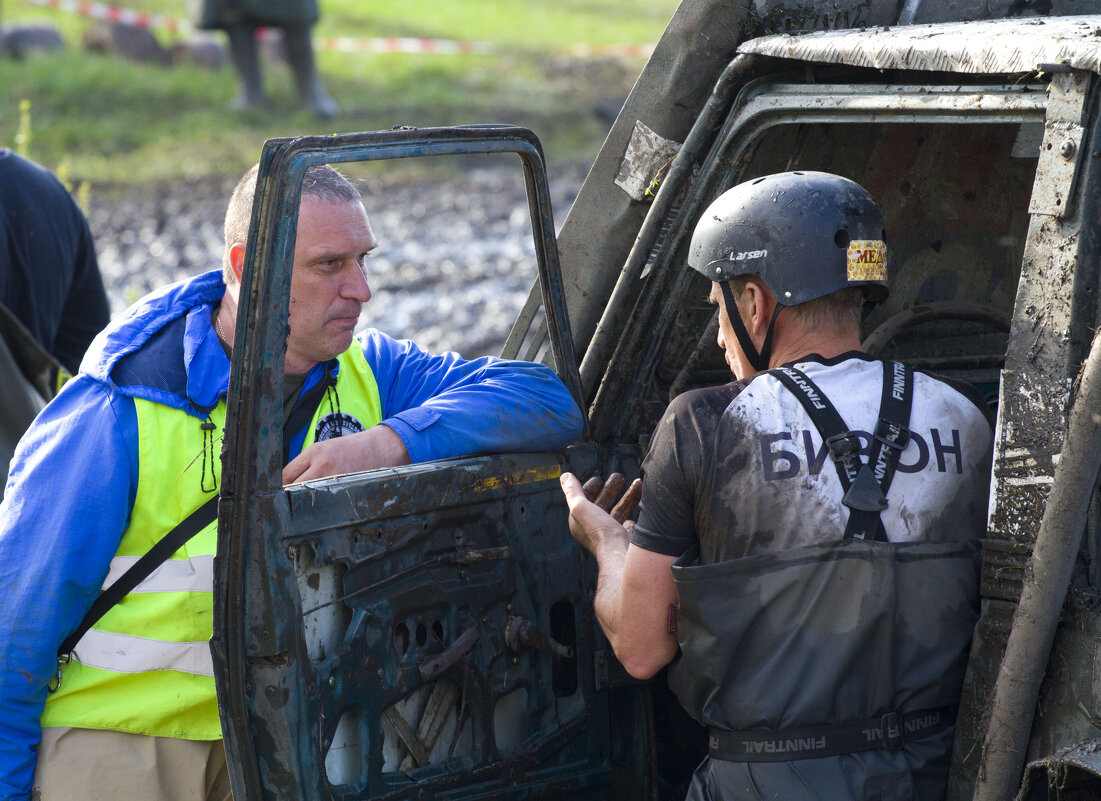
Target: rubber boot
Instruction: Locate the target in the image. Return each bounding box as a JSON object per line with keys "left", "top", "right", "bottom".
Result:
{"left": 226, "top": 23, "right": 266, "bottom": 111}
{"left": 284, "top": 24, "right": 339, "bottom": 119}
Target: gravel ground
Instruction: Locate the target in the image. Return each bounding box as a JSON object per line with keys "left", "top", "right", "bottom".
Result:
{"left": 84, "top": 161, "right": 589, "bottom": 357}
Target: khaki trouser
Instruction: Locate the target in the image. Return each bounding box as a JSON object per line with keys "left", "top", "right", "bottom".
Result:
{"left": 33, "top": 727, "right": 231, "bottom": 801}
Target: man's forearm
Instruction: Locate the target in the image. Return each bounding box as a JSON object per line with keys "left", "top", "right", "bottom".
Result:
{"left": 590, "top": 528, "right": 631, "bottom": 646}
{"left": 595, "top": 540, "right": 679, "bottom": 679}
{"left": 561, "top": 472, "right": 677, "bottom": 679}
{"left": 365, "top": 332, "right": 583, "bottom": 462}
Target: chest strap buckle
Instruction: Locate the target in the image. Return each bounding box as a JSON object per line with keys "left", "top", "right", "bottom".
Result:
{"left": 873, "top": 418, "right": 910, "bottom": 450}
{"left": 825, "top": 431, "right": 864, "bottom": 475}
{"left": 825, "top": 431, "right": 861, "bottom": 459}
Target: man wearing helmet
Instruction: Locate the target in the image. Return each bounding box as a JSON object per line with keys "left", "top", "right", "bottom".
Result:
{"left": 561, "top": 171, "right": 993, "bottom": 800}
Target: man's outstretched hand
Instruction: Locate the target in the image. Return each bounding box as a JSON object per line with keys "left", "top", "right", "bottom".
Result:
{"left": 560, "top": 471, "right": 642, "bottom": 557}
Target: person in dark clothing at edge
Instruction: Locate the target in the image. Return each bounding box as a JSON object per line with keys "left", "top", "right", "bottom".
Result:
{"left": 561, "top": 171, "right": 993, "bottom": 801}
{"left": 0, "top": 149, "right": 110, "bottom": 499}
{"left": 0, "top": 149, "right": 109, "bottom": 376}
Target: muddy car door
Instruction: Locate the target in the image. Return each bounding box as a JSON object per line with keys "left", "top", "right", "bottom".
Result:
{"left": 211, "top": 127, "right": 651, "bottom": 801}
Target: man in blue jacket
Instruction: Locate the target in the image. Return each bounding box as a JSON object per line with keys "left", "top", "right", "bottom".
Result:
{"left": 0, "top": 163, "right": 584, "bottom": 801}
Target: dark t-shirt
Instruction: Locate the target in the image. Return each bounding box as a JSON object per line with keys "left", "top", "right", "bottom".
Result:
{"left": 632, "top": 353, "right": 994, "bottom": 564}
{"left": 0, "top": 150, "right": 109, "bottom": 374}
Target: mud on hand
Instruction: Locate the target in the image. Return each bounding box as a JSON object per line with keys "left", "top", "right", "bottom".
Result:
{"left": 580, "top": 472, "right": 642, "bottom": 528}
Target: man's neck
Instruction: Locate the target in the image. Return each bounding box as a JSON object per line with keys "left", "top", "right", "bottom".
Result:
{"left": 768, "top": 331, "right": 863, "bottom": 369}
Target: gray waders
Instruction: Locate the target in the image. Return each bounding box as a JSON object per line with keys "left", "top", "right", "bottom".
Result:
{"left": 669, "top": 363, "right": 981, "bottom": 801}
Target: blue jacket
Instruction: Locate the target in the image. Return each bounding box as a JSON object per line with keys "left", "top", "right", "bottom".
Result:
{"left": 0, "top": 269, "right": 583, "bottom": 800}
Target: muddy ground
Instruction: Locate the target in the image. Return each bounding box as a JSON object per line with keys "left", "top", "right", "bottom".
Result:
{"left": 79, "top": 52, "right": 640, "bottom": 358}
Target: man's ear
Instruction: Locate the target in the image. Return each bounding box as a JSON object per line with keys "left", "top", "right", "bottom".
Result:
{"left": 744, "top": 280, "right": 777, "bottom": 336}
{"left": 229, "top": 243, "right": 246, "bottom": 283}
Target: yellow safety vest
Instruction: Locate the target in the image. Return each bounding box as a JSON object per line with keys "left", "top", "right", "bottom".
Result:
{"left": 42, "top": 346, "right": 382, "bottom": 738}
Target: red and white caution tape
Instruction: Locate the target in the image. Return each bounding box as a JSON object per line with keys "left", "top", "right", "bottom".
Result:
{"left": 18, "top": 0, "right": 654, "bottom": 58}
{"left": 314, "top": 36, "right": 493, "bottom": 55}
{"left": 561, "top": 43, "right": 655, "bottom": 59}
{"left": 21, "top": 0, "right": 191, "bottom": 33}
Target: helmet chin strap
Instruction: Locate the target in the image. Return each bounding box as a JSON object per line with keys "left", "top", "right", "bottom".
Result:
{"left": 720, "top": 281, "right": 782, "bottom": 373}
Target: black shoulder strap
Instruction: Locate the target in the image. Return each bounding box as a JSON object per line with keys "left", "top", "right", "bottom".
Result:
{"left": 54, "top": 367, "right": 336, "bottom": 670}
{"left": 282, "top": 368, "right": 336, "bottom": 464}
{"left": 55, "top": 494, "right": 219, "bottom": 660}
{"left": 768, "top": 362, "right": 912, "bottom": 542}
{"left": 869, "top": 360, "right": 914, "bottom": 509}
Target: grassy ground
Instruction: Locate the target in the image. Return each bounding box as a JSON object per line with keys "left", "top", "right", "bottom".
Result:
{"left": 0, "top": 0, "right": 679, "bottom": 184}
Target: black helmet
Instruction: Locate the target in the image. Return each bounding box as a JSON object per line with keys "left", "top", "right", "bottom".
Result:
{"left": 688, "top": 171, "right": 888, "bottom": 305}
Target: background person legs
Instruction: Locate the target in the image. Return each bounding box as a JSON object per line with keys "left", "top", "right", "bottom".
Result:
{"left": 283, "top": 23, "right": 339, "bottom": 118}
{"left": 224, "top": 22, "right": 265, "bottom": 110}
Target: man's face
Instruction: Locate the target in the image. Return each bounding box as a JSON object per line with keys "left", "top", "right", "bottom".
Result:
{"left": 285, "top": 196, "right": 378, "bottom": 374}
{"left": 709, "top": 281, "right": 755, "bottom": 381}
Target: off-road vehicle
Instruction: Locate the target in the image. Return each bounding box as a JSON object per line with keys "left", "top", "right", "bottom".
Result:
{"left": 213, "top": 3, "right": 1101, "bottom": 799}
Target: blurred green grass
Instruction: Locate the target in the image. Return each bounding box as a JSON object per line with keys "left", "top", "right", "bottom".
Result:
{"left": 0, "top": 0, "right": 678, "bottom": 184}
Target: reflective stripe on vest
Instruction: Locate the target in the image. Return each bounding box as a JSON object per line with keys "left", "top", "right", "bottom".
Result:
{"left": 42, "top": 340, "right": 383, "bottom": 739}
{"left": 103, "top": 554, "right": 214, "bottom": 594}
{"left": 72, "top": 629, "right": 215, "bottom": 676}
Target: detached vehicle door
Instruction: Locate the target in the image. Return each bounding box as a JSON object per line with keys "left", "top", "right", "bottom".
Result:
{"left": 212, "top": 128, "right": 649, "bottom": 801}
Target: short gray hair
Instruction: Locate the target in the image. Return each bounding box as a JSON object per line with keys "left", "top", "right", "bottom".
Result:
{"left": 222, "top": 163, "right": 362, "bottom": 284}
{"left": 727, "top": 276, "right": 864, "bottom": 337}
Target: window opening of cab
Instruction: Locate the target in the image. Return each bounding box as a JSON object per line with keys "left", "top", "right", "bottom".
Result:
{"left": 661, "top": 119, "right": 1035, "bottom": 421}
{"left": 337, "top": 156, "right": 544, "bottom": 359}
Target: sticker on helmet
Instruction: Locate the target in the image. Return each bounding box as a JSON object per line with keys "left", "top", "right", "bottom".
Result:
{"left": 314, "top": 412, "right": 366, "bottom": 441}
{"left": 846, "top": 240, "right": 887, "bottom": 282}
